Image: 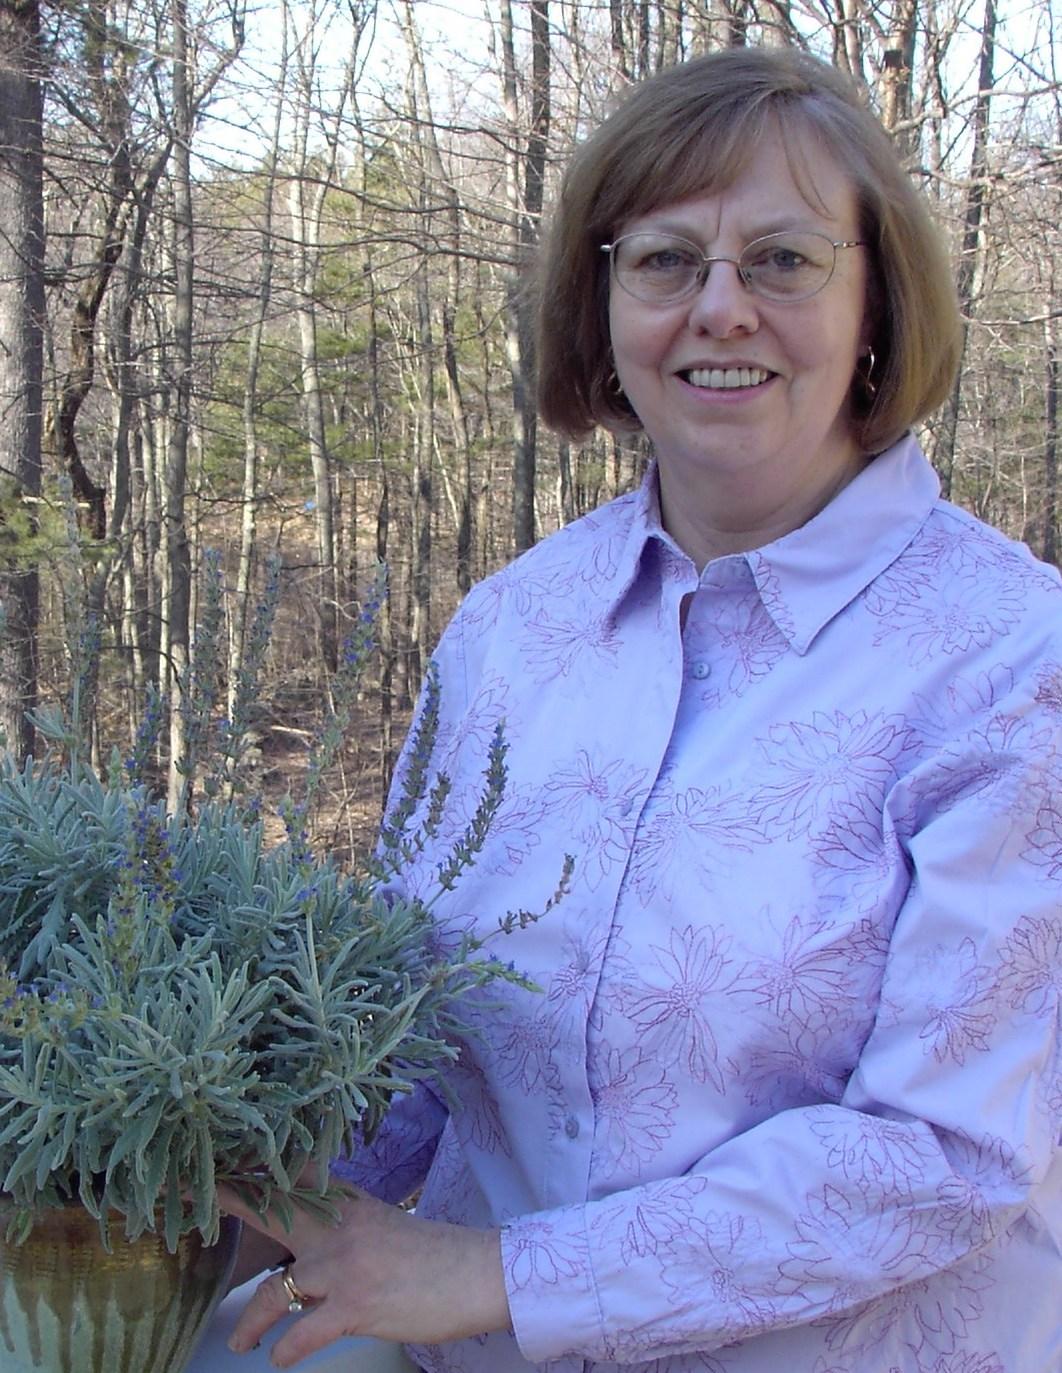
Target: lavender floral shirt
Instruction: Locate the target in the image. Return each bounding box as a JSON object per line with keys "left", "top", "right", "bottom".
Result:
{"left": 337, "top": 435, "right": 1062, "bottom": 1373}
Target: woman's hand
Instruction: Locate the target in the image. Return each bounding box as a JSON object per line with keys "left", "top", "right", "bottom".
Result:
{"left": 218, "top": 1183, "right": 512, "bottom": 1369}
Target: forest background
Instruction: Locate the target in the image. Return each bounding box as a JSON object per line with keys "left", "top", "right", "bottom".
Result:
{"left": 0, "top": 0, "right": 1058, "bottom": 857}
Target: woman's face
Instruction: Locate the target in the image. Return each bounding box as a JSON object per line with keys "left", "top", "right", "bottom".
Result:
{"left": 608, "top": 126, "right": 871, "bottom": 548}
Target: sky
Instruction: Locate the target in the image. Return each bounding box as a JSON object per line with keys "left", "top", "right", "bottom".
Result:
{"left": 198, "top": 0, "right": 1059, "bottom": 177}
{"left": 199, "top": 0, "right": 497, "bottom": 171}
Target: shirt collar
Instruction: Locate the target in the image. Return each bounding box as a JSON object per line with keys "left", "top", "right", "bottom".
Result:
{"left": 605, "top": 434, "right": 940, "bottom": 654}
{"left": 747, "top": 434, "right": 940, "bottom": 653}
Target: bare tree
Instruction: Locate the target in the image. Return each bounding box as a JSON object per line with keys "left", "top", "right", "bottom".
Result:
{"left": 0, "top": 0, "right": 45, "bottom": 759}
{"left": 1043, "top": 291, "right": 1058, "bottom": 563}
{"left": 495, "top": 0, "right": 550, "bottom": 554}
{"left": 931, "top": 0, "right": 998, "bottom": 498}
{"left": 230, "top": 24, "right": 289, "bottom": 717}
{"left": 284, "top": 0, "right": 377, "bottom": 673}
{"left": 163, "top": 0, "right": 197, "bottom": 808}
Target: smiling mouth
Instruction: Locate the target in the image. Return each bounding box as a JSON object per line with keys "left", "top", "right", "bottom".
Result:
{"left": 682, "top": 367, "right": 773, "bottom": 390}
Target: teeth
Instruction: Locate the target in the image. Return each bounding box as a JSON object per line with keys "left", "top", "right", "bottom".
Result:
{"left": 686, "top": 367, "right": 770, "bottom": 389}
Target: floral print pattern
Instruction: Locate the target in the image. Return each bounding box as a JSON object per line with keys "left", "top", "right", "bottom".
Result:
{"left": 343, "top": 437, "right": 1061, "bottom": 1373}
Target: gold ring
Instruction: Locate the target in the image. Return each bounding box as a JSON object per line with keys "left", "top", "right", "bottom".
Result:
{"left": 281, "top": 1268, "right": 310, "bottom": 1314}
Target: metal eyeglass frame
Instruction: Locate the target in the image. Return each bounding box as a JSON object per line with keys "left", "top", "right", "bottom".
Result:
{"left": 599, "top": 231, "right": 867, "bottom": 304}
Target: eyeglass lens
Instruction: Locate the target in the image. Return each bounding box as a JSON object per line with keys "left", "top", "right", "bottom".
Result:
{"left": 611, "top": 231, "right": 839, "bottom": 303}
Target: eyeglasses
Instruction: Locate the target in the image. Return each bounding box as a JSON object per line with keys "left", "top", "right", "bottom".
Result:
{"left": 600, "top": 230, "right": 866, "bottom": 305}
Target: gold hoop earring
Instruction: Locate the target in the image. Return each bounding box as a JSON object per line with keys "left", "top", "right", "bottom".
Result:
{"left": 606, "top": 366, "right": 625, "bottom": 399}
{"left": 858, "top": 346, "right": 878, "bottom": 399}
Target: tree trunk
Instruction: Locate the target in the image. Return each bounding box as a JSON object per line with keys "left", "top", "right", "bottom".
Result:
{"left": 879, "top": 0, "right": 917, "bottom": 156}
{"left": 833, "top": 0, "right": 864, "bottom": 83}
{"left": 499, "top": 0, "right": 549, "bottom": 556}
{"left": 232, "top": 32, "right": 286, "bottom": 712}
{"left": 1044, "top": 297, "right": 1059, "bottom": 565}
{"left": 290, "top": 178, "right": 338, "bottom": 671}
{"left": 165, "top": 0, "right": 195, "bottom": 809}
{"left": 610, "top": 0, "right": 630, "bottom": 78}
{"left": 376, "top": 467, "right": 394, "bottom": 799}
{"left": 935, "top": 0, "right": 996, "bottom": 499}
{"left": 410, "top": 262, "right": 434, "bottom": 691}
{"left": 94, "top": 161, "right": 170, "bottom": 748}
{"left": 0, "top": 0, "right": 44, "bottom": 761}
{"left": 398, "top": 0, "right": 472, "bottom": 593}
{"left": 284, "top": 0, "right": 363, "bottom": 674}
{"left": 43, "top": 0, "right": 141, "bottom": 543}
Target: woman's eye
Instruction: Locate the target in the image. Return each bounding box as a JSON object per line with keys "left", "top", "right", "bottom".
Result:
{"left": 762, "top": 248, "right": 806, "bottom": 271}
{"left": 640, "top": 249, "right": 694, "bottom": 272}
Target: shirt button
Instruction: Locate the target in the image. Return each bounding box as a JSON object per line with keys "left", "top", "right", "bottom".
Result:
{"left": 564, "top": 1115, "right": 580, "bottom": 1140}
{"left": 691, "top": 660, "right": 711, "bottom": 680}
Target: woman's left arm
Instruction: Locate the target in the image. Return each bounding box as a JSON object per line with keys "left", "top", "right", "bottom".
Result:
{"left": 499, "top": 667, "right": 1062, "bottom": 1364}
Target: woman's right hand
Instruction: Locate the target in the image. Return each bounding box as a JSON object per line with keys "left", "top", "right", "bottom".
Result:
{"left": 218, "top": 1182, "right": 511, "bottom": 1369}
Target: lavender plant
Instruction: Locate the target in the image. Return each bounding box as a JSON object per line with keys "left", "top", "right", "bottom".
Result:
{"left": 0, "top": 556, "right": 551, "bottom": 1251}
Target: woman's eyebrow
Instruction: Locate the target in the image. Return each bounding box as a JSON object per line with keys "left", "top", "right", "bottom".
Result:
{"left": 623, "top": 212, "right": 841, "bottom": 241}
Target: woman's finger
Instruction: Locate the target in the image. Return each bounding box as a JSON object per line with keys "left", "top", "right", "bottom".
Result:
{"left": 227, "top": 1265, "right": 318, "bottom": 1355}
{"left": 262, "top": 1305, "right": 356, "bottom": 1371}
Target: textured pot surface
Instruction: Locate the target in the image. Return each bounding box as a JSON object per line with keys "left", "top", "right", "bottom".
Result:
{"left": 0, "top": 1204, "right": 240, "bottom": 1373}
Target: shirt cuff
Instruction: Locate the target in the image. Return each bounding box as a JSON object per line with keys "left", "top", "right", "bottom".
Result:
{"left": 501, "top": 1206, "right": 604, "bottom": 1363}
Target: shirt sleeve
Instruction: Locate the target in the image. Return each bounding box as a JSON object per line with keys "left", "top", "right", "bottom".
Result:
{"left": 501, "top": 662, "right": 1062, "bottom": 1364}
{"left": 331, "top": 1079, "right": 449, "bottom": 1204}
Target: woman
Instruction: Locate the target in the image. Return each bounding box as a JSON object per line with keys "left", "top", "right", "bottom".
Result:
{"left": 224, "top": 45, "right": 1061, "bottom": 1373}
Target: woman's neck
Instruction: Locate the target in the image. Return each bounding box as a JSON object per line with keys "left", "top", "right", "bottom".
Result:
{"left": 655, "top": 448, "right": 869, "bottom": 572}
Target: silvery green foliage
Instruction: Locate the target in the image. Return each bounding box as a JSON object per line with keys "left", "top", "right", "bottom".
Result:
{"left": 0, "top": 558, "right": 542, "bottom": 1252}
{"left": 0, "top": 744, "right": 520, "bottom": 1252}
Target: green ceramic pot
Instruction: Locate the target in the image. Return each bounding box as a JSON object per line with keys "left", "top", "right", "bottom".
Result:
{"left": 0, "top": 1204, "right": 240, "bottom": 1373}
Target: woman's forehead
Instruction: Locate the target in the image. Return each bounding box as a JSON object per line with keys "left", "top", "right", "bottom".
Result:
{"left": 616, "top": 124, "right": 858, "bottom": 237}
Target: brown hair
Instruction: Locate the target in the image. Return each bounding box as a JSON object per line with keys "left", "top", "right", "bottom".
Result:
{"left": 536, "top": 46, "right": 961, "bottom": 455}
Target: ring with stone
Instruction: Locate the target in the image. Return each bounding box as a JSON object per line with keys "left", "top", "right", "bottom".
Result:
{"left": 281, "top": 1267, "right": 310, "bottom": 1314}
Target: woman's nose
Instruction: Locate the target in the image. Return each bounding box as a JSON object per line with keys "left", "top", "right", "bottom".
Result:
{"left": 685, "top": 259, "right": 760, "bottom": 336}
